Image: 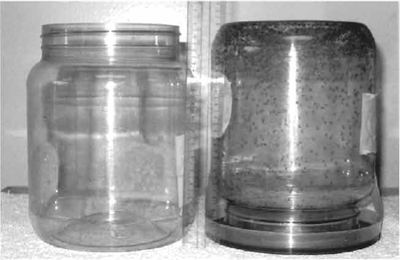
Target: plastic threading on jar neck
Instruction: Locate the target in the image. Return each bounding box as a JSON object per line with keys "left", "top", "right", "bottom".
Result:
{"left": 41, "top": 23, "right": 181, "bottom": 64}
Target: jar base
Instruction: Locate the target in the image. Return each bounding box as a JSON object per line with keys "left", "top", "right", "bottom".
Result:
{"left": 31, "top": 211, "right": 183, "bottom": 252}
{"left": 30, "top": 197, "right": 185, "bottom": 252}
{"left": 205, "top": 187, "right": 383, "bottom": 254}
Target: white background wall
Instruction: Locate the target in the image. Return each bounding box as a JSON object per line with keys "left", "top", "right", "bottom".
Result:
{"left": 1, "top": 2, "right": 398, "bottom": 189}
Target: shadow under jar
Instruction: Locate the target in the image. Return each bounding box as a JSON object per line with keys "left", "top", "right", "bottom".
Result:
{"left": 27, "top": 23, "right": 195, "bottom": 252}
{"left": 206, "top": 21, "right": 383, "bottom": 254}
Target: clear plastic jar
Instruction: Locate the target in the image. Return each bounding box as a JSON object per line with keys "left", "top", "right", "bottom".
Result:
{"left": 27, "top": 23, "right": 195, "bottom": 251}
{"left": 206, "top": 21, "right": 383, "bottom": 254}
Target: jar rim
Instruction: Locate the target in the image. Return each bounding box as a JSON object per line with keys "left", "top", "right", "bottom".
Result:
{"left": 42, "top": 23, "right": 180, "bottom": 36}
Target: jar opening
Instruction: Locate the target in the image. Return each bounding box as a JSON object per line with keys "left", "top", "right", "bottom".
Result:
{"left": 41, "top": 23, "right": 180, "bottom": 48}
{"left": 42, "top": 23, "right": 180, "bottom": 36}
{"left": 40, "top": 23, "right": 181, "bottom": 63}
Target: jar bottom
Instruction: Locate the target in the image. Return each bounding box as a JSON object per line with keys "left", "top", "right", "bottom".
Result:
{"left": 31, "top": 213, "right": 182, "bottom": 252}
{"left": 30, "top": 198, "right": 184, "bottom": 252}
{"left": 206, "top": 185, "right": 383, "bottom": 254}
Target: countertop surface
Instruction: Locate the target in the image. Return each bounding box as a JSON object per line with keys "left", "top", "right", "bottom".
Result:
{"left": 1, "top": 194, "right": 399, "bottom": 260}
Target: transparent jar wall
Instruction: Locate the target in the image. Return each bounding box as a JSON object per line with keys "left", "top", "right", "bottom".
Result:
{"left": 223, "top": 46, "right": 376, "bottom": 210}
{"left": 206, "top": 21, "right": 383, "bottom": 254}
{"left": 27, "top": 24, "right": 196, "bottom": 251}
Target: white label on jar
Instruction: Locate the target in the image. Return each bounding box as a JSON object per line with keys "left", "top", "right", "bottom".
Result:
{"left": 360, "top": 93, "right": 377, "bottom": 154}
{"left": 175, "top": 134, "right": 185, "bottom": 209}
{"left": 212, "top": 74, "right": 232, "bottom": 138}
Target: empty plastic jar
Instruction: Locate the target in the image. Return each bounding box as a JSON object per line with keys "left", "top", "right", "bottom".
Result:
{"left": 27, "top": 23, "right": 194, "bottom": 251}
{"left": 206, "top": 21, "right": 383, "bottom": 254}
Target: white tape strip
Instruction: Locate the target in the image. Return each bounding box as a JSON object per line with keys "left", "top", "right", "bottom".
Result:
{"left": 360, "top": 93, "right": 377, "bottom": 154}
{"left": 175, "top": 134, "right": 185, "bottom": 209}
